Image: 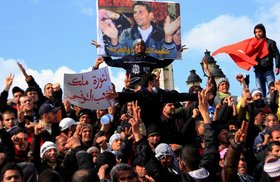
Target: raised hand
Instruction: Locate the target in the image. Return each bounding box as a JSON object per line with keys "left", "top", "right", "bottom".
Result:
{"left": 34, "top": 124, "right": 46, "bottom": 135}
{"left": 178, "top": 45, "right": 188, "bottom": 53}
{"left": 4, "top": 74, "right": 14, "bottom": 91}
{"left": 99, "top": 9, "right": 120, "bottom": 20}
{"left": 17, "top": 62, "right": 31, "bottom": 81}
{"left": 164, "top": 16, "right": 180, "bottom": 43}
{"left": 98, "top": 164, "right": 109, "bottom": 181}
{"left": 274, "top": 79, "right": 280, "bottom": 92}
{"left": 129, "top": 100, "right": 142, "bottom": 141}
{"left": 236, "top": 74, "right": 245, "bottom": 83}
{"left": 91, "top": 40, "right": 100, "bottom": 48}
{"left": 65, "top": 136, "right": 81, "bottom": 150}
{"left": 99, "top": 19, "right": 118, "bottom": 45}
{"left": 234, "top": 120, "right": 248, "bottom": 143}
{"left": 198, "top": 89, "right": 211, "bottom": 124}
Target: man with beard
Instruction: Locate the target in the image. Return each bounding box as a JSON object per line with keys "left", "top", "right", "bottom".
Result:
{"left": 146, "top": 124, "right": 161, "bottom": 152}
{"left": 37, "top": 103, "right": 61, "bottom": 142}
{"left": 55, "top": 135, "right": 68, "bottom": 161}
{"left": 38, "top": 141, "right": 64, "bottom": 176}
{"left": 30, "top": 124, "right": 64, "bottom": 176}
{"left": 159, "top": 102, "right": 185, "bottom": 145}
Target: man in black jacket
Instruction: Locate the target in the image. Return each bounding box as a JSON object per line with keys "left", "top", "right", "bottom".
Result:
{"left": 102, "top": 39, "right": 174, "bottom": 89}
{"left": 253, "top": 23, "right": 280, "bottom": 96}
{"left": 105, "top": 73, "right": 197, "bottom": 127}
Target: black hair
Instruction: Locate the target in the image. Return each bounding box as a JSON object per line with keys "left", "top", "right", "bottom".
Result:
{"left": 267, "top": 141, "right": 280, "bottom": 152}
{"left": 96, "top": 151, "right": 116, "bottom": 175}
{"left": 37, "top": 169, "right": 63, "bottom": 182}
{"left": 254, "top": 23, "right": 266, "bottom": 37}
{"left": 140, "top": 73, "right": 157, "bottom": 88}
{"left": 12, "top": 86, "right": 24, "bottom": 95}
{"left": 133, "top": 1, "right": 152, "bottom": 13}
{"left": 1, "top": 163, "right": 23, "bottom": 181}
{"left": 25, "top": 86, "right": 37, "bottom": 94}
{"left": 72, "top": 169, "right": 99, "bottom": 182}
{"left": 179, "top": 145, "right": 200, "bottom": 171}
{"left": 110, "top": 163, "right": 134, "bottom": 182}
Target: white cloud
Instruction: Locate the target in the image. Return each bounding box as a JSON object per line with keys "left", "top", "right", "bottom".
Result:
{"left": 183, "top": 2, "right": 280, "bottom": 53}
{"left": 184, "top": 15, "right": 254, "bottom": 53}
{"left": 179, "top": 1, "right": 280, "bottom": 95}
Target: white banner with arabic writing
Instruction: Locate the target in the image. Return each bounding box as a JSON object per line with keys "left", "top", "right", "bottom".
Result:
{"left": 64, "top": 67, "right": 114, "bottom": 110}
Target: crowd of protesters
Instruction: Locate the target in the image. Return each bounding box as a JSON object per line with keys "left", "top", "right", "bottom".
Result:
{"left": 0, "top": 54, "right": 280, "bottom": 182}
{"left": 1, "top": 23, "right": 280, "bottom": 182}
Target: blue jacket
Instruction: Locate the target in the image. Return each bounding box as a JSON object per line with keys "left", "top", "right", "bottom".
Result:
{"left": 106, "top": 22, "right": 177, "bottom": 59}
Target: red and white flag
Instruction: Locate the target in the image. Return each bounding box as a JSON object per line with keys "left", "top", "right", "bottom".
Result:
{"left": 212, "top": 37, "right": 269, "bottom": 70}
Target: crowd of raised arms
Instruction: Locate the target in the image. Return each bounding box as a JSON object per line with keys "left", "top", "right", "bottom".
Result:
{"left": 1, "top": 19, "right": 280, "bottom": 182}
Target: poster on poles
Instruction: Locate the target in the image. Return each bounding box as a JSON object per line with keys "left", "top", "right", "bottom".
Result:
{"left": 96, "top": 0, "right": 182, "bottom": 59}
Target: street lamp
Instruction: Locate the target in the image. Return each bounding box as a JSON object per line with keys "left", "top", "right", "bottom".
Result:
{"left": 186, "top": 70, "right": 202, "bottom": 87}
{"left": 200, "top": 49, "right": 217, "bottom": 77}
{"left": 211, "top": 65, "right": 226, "bottom": 84}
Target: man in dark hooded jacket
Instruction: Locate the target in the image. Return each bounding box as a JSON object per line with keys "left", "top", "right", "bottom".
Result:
{"left": 253, "top": 23, "right": 280, "bottom": 96}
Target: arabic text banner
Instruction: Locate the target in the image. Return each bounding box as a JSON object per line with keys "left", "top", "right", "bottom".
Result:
{"left": 64, "top": 67, "right": 114, "bottom": 110}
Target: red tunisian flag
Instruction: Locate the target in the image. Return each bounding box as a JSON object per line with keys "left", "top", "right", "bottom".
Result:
{"left": 212, "top": 37, "right": 269, "bottom": 71}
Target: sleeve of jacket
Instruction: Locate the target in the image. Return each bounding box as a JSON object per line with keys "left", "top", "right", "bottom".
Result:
{"left": 166, "top": 91, "right": 198, "bottom": 103}
{"left": 181, "top": 117, "right": 197, "bottom": 145}
{"left": 0, "top": 90, "right": 8, "bottom": 108}
{"left": 150, "top": 56, "right": 174, "bottom": 69}
{"left": 117, "top": 92, "right": 143, "bottom": 106}
{"left": 269, "top": 90, "right": 278, "bottom": 114}
{"left": 26, "top": 76, "right": 47, "bottom": 105}
{"left": 199, "top": 123, "right": 220, "bottom": 176}
{"left": 0, "top": 128, "right": 15, "bottom": 162}
{"left": 30, "top": 134, "right": 42, "bottom": 171}
{"left": 271, "top": 40, "right": 280, "bottom": 68}
{"left": 135, "top": 138, "right": 165, "bottom": 182}
{"left": 103, "top": 56, "right": 125, "bottom": 68}
{"left": 221, "top": 140, "right": 243, "bottom": 182}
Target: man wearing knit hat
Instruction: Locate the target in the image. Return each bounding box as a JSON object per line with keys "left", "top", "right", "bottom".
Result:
{"left": 253, "top": 23, "right": 280, "bottom": 96}
{"left": 213, "top": 77, "right": 231, "bottom": 106}
{"left": 263, "top": 156, "right": 280, "bottom": 180}
{"left": 40, "top": 141, "right": 57, "bottom": 161}
{"left": 36, "top": 141, "right": 63, "bottom": 175}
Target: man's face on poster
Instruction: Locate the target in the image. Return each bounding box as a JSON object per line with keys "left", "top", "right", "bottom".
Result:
{"left": 133, "top": 5, "right": 153, "bottom": 29}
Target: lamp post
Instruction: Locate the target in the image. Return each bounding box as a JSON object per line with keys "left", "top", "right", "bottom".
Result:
{"left": 200, "top": 49, "right": 217, "bottom": 77}
{"left": 211, "top": 64, "right": 226, "bottom": 85}
{"left": 186, "top": 70, "right": 202, "bottom": 87}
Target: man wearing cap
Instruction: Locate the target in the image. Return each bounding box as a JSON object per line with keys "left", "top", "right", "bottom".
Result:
{"left": 31, "top": 140, "right": 64, "bottom": 176}
{"left": 11, "top": 86, "right": 24, "bottom": 110}
{"left": 59, "top": 117, "right": 77, "bottom": 138}
{"left": 100, "top": 1, "right": 179, "bottom": 59}
{"left": 146, "top": 124, "right": 161, "bottom": 152}
{"left": 37, "top": 103, "right": 61, "bottom": 142}
{"left": 101, "top": 38, "right": 175, "bottom": 89}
